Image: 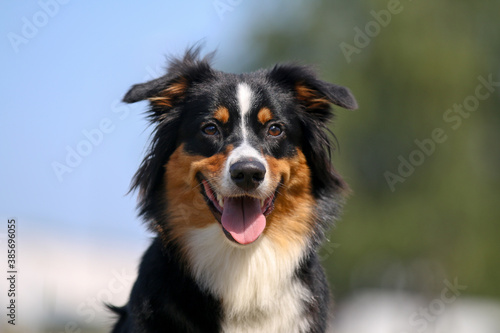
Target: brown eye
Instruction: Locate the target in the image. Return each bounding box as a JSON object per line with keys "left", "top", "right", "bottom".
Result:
{"left": 202, "top": 124, "right": 219, "bottom": 136}
{"left": 268, "top": 124, "right": 282, "bottom": 136}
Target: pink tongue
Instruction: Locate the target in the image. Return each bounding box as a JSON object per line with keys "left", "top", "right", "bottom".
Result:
{"left": 221, "top": 197, "right": 266, "bottom": 245}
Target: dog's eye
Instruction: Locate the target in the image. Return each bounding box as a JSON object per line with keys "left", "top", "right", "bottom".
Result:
{"left": 268, "top": 124, "right": 282, "bottom": 137}
{"left": 202, "top": 124, "right": 219, "bottom": 136}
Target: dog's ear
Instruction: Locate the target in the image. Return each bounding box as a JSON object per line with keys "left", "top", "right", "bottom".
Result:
{"left": 122, "top": 75, "right": 183, "bottom": 105}
{"left": 268, "top": 64, "right": 358, "bottom": 114}
{"left": 295, "top": 79, "right": 358, "bottom": 111}
{"left": 122, "top": 46, "right": 215, "bottom": 120}
{"left": 268, "top": 64, "right": 357, "bottom": 196}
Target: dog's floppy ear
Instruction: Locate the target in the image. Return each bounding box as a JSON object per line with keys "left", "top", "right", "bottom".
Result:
{"left": 122, "top": 75, "right": 177, "bottom": 104}
{"left": 268, "top": 64, "right": 357, "bottom": 196}
{"left": 268, "top": 64, "right": 358, "bottom": 113}
{"left": 295, "top": 79, "right": 358, "bottom": 111}
{"left": 122, "top": 46, "right": 215, "bottom": 119}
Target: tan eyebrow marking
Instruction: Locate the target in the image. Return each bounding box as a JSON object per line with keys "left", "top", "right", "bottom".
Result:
{"left": 257, "top": 107, "right": 273, "bottom": 125}
{"left": 213, "top": 106, "right": 230, "bottom": 124}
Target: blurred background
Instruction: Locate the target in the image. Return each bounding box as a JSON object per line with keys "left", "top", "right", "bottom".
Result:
{"left": 1, "top": 1, "right": 499, "bottom": 332}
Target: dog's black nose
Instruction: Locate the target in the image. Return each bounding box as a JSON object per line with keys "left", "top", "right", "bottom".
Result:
{"left": 230, "top": 160, "right": 266, "bottom": 191}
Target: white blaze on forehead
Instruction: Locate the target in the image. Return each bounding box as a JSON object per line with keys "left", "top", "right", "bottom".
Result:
{"left": 237, "top": 83, "right": 253, "bottom": 122}
{"left": 237, "top": 83, "right": 253, "bottom": 142}
{"left": 233, "top": 83, "right": 263, "bottom": 163}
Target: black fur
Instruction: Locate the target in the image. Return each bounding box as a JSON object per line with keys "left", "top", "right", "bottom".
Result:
{"left": 109, "top": 46, "right": 357, "bottom": 332}
{"left": 110, "top": 237, "right": 222, "bottom": 333}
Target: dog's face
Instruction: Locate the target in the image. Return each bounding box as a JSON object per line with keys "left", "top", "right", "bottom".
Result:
{"left": 170, "top": 80, "right": 316, "bottom": 245}
{"left": 124, "top": 49, "right": 357, "bottom": 248}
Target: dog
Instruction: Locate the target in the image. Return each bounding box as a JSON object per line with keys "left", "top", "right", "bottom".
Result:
{"left": 109, "top": 47, "right": 357, "bottom": 333}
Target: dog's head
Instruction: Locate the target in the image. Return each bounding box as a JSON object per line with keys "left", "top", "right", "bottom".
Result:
{"left": 124, "top": 47, "right": 357, "bottom": 248}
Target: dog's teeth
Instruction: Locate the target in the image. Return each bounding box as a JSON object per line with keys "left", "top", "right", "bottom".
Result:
{"left": 217, "top": 194, "right": 224, "bottom": 208}
{"left": 260, "top": 199, "right": 265, "bottom": 207}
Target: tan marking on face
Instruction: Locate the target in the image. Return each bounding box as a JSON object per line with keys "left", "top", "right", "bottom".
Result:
{"left": 257, "top": 107, "right": 273, "bottom": 125}
{"left": 165, "top": 144, "right": 316, "bottom": 252}
{"left": 213, "top": 106, "right": 230, "bottom": 124}
{"left": 148, "top": 77, "right": 188, "bottom": 107}
{"left": 263, "top": 149, "right": 316, "bottom": 250}
{"left": 295, "top": 82, "right": 330, "bottom": 109}
{"left": 164, "top": 144, "right": 233, "bottom": 244}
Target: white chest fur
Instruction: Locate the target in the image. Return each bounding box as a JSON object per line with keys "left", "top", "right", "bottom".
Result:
{"left": 184, "top": 224, "right": 312, "bottom": 333}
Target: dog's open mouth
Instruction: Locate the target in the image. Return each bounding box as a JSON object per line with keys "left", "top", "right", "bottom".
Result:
{"left": 199, "top": 178, "right": 276, "bottom": 245}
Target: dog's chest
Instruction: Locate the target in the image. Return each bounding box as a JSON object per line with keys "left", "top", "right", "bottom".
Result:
{"left": 185, "top": 224, "right": 312, "bottom": 333}
{"left": 221, "top": 279, "right": 311, "bottom": 333}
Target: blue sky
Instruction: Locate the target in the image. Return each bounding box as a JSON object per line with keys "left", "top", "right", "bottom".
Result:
{"left": 0, "top": 1, "right": 284, "bottom": 247}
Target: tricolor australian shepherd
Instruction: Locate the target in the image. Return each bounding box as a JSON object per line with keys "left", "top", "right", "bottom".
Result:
{"left": 110, "top": 47, "right": 358, "bottom": 333}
